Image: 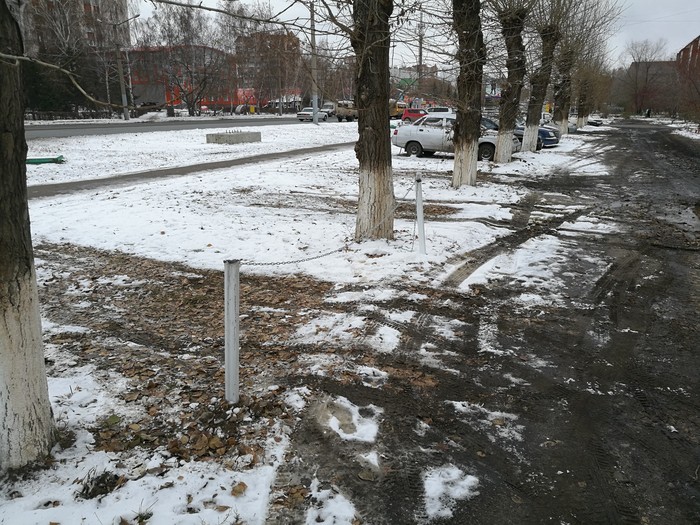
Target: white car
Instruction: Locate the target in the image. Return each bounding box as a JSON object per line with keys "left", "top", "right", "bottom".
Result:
{"left": 426, "top": 106, "right": 455, "bottom": 114}
{"left": 297, "top": 107, "right": 328, "bottom": 122}
{"left": 391, "top": 115, "right": 520, "bottom": 161}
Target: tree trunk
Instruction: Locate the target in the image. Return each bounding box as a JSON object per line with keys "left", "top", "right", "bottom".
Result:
{"left": 453, "top": 140, "right": 478, "bottom": 186}
{"left": 576, "top": 77, "right": 591, "bottom": 128}
{"left": 495, "top": 7, "right": 528, "bottom": 163}
{"left": 0, "top": 0, "right": 56, "bottom": 473}
{"left": 351, "top": 0, "right": 395, "bottom": 241}
{"left": 523, "top": 27, "right": 559, "bottom": 152}
{"left": 553, "top": 48, "right": 575, "bottom": 136}
{"left": 451, "top": 0, "right": 486, "bottom": 188}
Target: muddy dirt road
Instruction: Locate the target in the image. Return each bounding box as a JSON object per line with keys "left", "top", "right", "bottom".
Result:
{"left": 271, "top": 120, "right": 700, "bottom": 524}
{"left": 34, "top": 120, "right": 699, "bottom": 524}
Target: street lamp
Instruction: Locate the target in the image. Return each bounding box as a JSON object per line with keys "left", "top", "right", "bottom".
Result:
{"left": 111, "top": 14, "right": 139, "bottom": 121}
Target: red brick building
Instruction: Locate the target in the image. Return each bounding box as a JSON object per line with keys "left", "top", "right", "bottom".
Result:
{"left": 676, "top": 35, "right": 700, "bottom": 120}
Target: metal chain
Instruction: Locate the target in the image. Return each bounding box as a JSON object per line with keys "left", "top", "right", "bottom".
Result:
{"left": 242, "top": 245, "right": 351, "bottom": 267}
{"left": 242, "top": 179, "right": 418, "bottom": 267}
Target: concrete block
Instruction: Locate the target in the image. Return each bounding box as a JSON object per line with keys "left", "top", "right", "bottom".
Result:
{"left": 206, "top": 131, "right": 262, "bottom": 145}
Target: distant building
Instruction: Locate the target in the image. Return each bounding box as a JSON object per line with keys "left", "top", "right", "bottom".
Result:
{"left": 129, "top": 45, "right": 240, "bottom": 111}
{"left": 234, "top": 31, "right": 302, "bottom": 107}
{"left": 676, "top": 35, "right": 700, "bottom": 120}
{"left": 625, "top": 60, "right": 678, "bottom": 114}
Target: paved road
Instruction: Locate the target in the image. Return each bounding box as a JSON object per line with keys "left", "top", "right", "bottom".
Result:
{"left": 25, "top": 115, "right": 300, "bottom": 139}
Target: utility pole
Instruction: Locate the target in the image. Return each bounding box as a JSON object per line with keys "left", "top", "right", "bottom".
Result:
{"left": 310, "top": 0, "right": 319, "bottom": 124}
{"left": 115, "top": 49, "right": 129, "bottom": 120}
{"left": 111, "top": 14, "right": 139, "bottom": 121}
{"left": 418, "top": 11, "right": 425, "bottom": 98}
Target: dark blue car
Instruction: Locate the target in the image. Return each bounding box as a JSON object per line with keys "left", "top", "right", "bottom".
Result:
{"left": 481, "top": 117, "right": 559, "bottom": 149}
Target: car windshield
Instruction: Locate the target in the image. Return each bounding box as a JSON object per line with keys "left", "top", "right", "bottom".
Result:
{"left": 481, "top": 117, "right": 499, "bottom": 130}
{"left": 413, "top": 116, "right": 455, "bottom": 128}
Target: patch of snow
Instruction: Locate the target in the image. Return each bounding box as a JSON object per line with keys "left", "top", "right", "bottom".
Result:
{"left": 423, "top": 465, "right": 479, "bottom": 519}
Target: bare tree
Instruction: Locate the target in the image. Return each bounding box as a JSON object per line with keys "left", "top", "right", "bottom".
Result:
{"left": 487, "top": 0, "right": 534, "bottom": 163}
{"left": 551, "top": 0, "right": 620, "bottom": 136}
{"left": 0, "top": 0, "right": 56, "bottom": 474}
{"left": 451, "top": 0, "right": 486, "bottom": 187}
{"left": 148, "top": 4, "right": 228, "bottom": 115}
{"left": 151, "top": 0, "right": 400, "bottom": 241}
{"left": 348, "top": 0, "right": 396, "bottom": 239}
{"left": 23, "top": 0, "right": 108, "bottom": 113}
{"left": 572, "top": 49, "right": 610, "bottom": 125}
{"left": 520, "top": 0, "right": 571, "bottom": 152}
{"left": 622, "top": 39, "right": 675, "bottom": 115}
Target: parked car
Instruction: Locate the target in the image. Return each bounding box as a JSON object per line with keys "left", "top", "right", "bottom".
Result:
{"left": 538, "top": 117, "right": 577, "bottom": 136}
{"left": 297, "top": 107, "right": 328, "bottom": 122}
{"left": 481, "top": 116, "right": 559, "bottom": 149}
{"left": 521, "top": 124, "right": 558, "bottom": 147}
{"left": 426, "top": 106, "right": 455, "bottom": 114}
{"left": 321, "top": 102, "right": 336, "bottom": 117}
{"left": 401, "top": 108, "right": 428, "bottom": 123}
{"left": 391, "top": 115, "right": 520, "bottom": 161}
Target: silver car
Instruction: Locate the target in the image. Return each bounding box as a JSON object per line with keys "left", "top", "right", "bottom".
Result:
{"left": 391, "top": 115, "right": 520, "bottom": 161}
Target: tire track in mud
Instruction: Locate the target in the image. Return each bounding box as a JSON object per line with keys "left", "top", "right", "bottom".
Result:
{"left": 441, "top": 205, "right": 591, "bottom": 288}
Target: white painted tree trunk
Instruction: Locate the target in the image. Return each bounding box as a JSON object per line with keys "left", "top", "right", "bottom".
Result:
{"left": 355, "top": 163, "right": 395, "bottom": 239}
{"left": 452, "top": 140, "right": 478, "bottom": 187}
{"left": 557, "top": 119, "right": 568, "bottom": 137}
{"left": 577, "top": 115, "right": 586, "bottom": 129}
{"left": 521, "top": 124, "right": 540, "bottom": 152}
{"left": 0, "top": 268, "right": 55, "bottom": 472}
{"left": 350, "top": 0, "right": 395, "bottom": 241}
{"left": 495, "top": 130, "right": 514, "bottom": 163}
{"left": 1, "top": 0, "right": 56, "bottom": 473}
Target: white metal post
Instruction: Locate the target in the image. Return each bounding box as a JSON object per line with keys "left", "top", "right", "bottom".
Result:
{"left": 415, "top": 175, "right": 427, "bottom": 255}
{"left": 224, "top": 260, "right": 240, "bottom": 404}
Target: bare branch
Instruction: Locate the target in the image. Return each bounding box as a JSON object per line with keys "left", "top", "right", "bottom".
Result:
{"left": 0, "top": 51, "right": 128, "bottom": 110}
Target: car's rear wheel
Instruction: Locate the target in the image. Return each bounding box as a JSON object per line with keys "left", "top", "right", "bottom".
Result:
{"left": 403, "top": 117, "right": 412, "bottom": 123}
{"left": 322, "top": 114, "right": 327, "bottom": 121}
{"left": 405, "top": 141, "right": 423, "bottom": 157}
{"left": 478, "top": 143, "right": 495, "bottom": 161}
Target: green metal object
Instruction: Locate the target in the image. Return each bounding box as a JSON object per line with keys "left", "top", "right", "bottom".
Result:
{"left": 26, "top": 155, "right": 65, "bottom": 165}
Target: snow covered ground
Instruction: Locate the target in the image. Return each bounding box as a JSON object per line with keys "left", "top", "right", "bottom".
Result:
{"left": 3, "top": 114, "right": 624, "bottom": 524}
{"left": 26, "top": 116, "right": 600, "bottom": 286}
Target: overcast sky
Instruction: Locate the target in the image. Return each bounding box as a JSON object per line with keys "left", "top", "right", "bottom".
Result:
{"left": 608, "top": 1, "right": 700, "bottom": 64}
{"left": 136, "top": 0, "right": 700, "bottom": 66}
